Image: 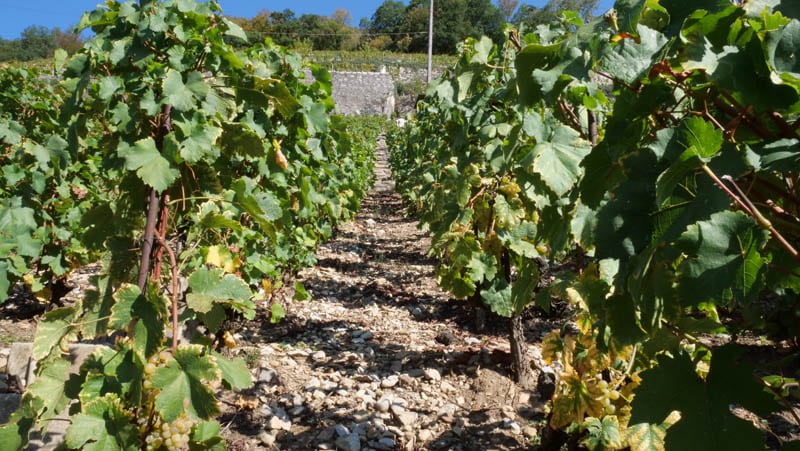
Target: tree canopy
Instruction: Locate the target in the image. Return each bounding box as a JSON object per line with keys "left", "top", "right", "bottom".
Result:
{"left": 512, "top": 0, "right": 599, "bottom": 29}
{"left": 0, "top": 25, "right": 83, "bottom": 62}
{"left": 0, "top": 1, "right": 603, "bottom": 58}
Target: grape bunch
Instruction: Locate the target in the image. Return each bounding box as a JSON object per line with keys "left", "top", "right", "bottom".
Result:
{"left": 144, "top": 413, "right": 194, "bottom": 451}
{"left": 595, "top": 378, "right": 621, "bottom": 415}
{"left": 138, "top": 351, "right": 196, "bottom": 450}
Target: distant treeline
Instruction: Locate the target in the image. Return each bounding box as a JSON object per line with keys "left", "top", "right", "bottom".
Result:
{"left": 229, "top": 0, "right": 599, "bottom": 54}
{"left": 0, "top": 26, "right": 83, "bottom": 62}
{"left": 0, "top": 0, "right": 599, "bottom": 62}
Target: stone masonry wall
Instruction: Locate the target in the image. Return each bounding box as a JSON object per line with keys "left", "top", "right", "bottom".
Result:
{"left": 304, "top": 68, "right": 445, "bottom": 117}
{"left": 331, "top": 71, "right": 396, "bottom": 117}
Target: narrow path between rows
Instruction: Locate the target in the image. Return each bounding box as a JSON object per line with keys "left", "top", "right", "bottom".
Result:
{"left": 222, "top": 137, "right": 548, "bottom": 450}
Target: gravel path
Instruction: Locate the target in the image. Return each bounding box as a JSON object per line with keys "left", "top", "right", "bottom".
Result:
{"left": 221, "top": 137, "right": 548, "bottom": 450}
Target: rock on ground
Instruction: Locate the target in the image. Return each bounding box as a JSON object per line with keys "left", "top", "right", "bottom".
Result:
{"left": 215, "top": 137, "right": 555, "bottom": 451}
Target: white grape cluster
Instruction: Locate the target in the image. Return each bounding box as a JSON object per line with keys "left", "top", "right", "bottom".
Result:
{"left": 143, "top": 351, "right": 172, "bottom": 390}
{"left": 138, "top": 351, "right": 195, "bottom": 451}
{"left": 144, "top": 414, "right": 194, "bottom": 451}
{"left": 595, "top": 378, "right": 621, "bottom": 415}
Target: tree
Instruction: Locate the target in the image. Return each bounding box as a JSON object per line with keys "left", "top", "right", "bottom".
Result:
{"left": 401, "top": 0, "right": 504, "bottom": 54}
{"left": 498, "top": 0, "right": 519, "bottom": 21}
{"left": 332, "top": 8, "right": 353, "bottom": 26}
{"left": 53, "top": 27, "right": 84, "bottom": 55}
{"left": 368, "top": 0, "right": 406, "bottom": 49}
{"left": 466, "top": 0, "right": 505, "bottom": 44}
{"left": 18, "top": 25, "right": 57, "bottom": 60}
{"left": 512, "top": 0, "right": 599, "bottom": 28}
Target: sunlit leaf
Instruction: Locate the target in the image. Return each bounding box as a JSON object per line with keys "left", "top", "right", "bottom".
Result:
{"left": 151, "top": 346, "right": 220, "bottom": 421}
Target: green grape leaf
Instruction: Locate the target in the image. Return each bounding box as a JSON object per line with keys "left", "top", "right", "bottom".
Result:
{"left": 199, "top": 304, "right": 226, "bottom": 334}
{"left": 765, "top": 19, "right": 800, "bottom": 89}
{"left": 27, "top": 358, "right": 72, "bottom": 421}
{"left": 0, "top": 262, "right": 8, "bottom": 303}
{"left": 625, "top": 411, "right": 681, "bottom": 451}
{"left": 109, "top": 285, "right": 164, "bottom": 360}
{"left": 222, "top": 17, "right": 248, "bottom": 42}
{"left": 0, "top": 424, "right": 23, "bottom": 451}
{"left": 676, "top": 211, "right": 768, "bottom": 307}
{"left": 175, "top": 118, "right": 222, "bottom": 163}
{"left": 220, "top": 122, "right": 265, "bottom": 158}
{"left": 654, "top": 149, "right": 702, "bottom": 206}
{"left": 187, "top": 268, "right": 255, "bottom": 319}
{"left": 176, "top": 0, "right": 197, "bottom": 13}
{"left": 210, "top": 351, "right": 252, "bottom": 390}
{"left": 467, "top": 251, "right": 498, "bottom": 284}
{"left": 33, "top": 307, "right": 77, "bottom": 360}
{"left": 516, "top": 42, "right": 562, "bottom": 104}
{"left": 65, "top": 395, "right": 138, "bottom": 451}
{"left": 511, "top": 258, "right": 540, "bottom": 314}
{"left": 607, "top": 293, "right": 648, "bottom": 345}
{"left": 140, "top": 89, "right": 159, "bottom": 115}
{"left": 470, "top": 36, "right": 493, "bottom": 65}
{"left": 481, "top": 279, "right": 512, "bottom": 318}
{"left": 525, "top": 121, "right": 591, "bottom": 196}
{"left": 655, "top": 117, "right": 723, "bottom": 205}
{"left": 493, "top": 194, "right": 525, "bottom": 229}
{"left": 660, "top": 0, "right": 733, "bottom": 36}
{"left": 755, "top": 138, "right": 800, "bottom": 172}
{"left": 0, "top": 206, "right": 40, "bottom": 258}
{"left": 270, "top": 303, "right": 286, "bottom": 324}
{"left": 630, "top": 345, "right": 779, "bottom": 450}
{"left": 117, "top": 137, "right": 178, "bottom": 192}
{"left": 151, "top": 346, "right": 221, "bottom": 421}
{"left": 599, "top": 24, "right": 669, "bottom": 84}
{"left": 293, "top": 281, "right": 310, "bottom": 301}
{"left": 570, "top": 202, "right": 597, "bottom": 249}
{"left": 163, "top": 69, "right": 196, "bottom": 111}
{"left": 254, "top": 77, "right": 301, "bottom": 119}
{"left": 681, "top": 116, "right": 724, "bottom": 161}
{"left": 81, "top": 343, "right": 142, "bottom": 407}
{"left": 498, "top": 222, "right": 540, "bottom": 258}
{"left": 198, "top": 213, "right": 242, "bottom": 232}
{"left": 232, "top": 178, "right": 283, "bottom": 225}
{"left": 301, "top": 97, "right": 329, "bottom": 135}
{"left": 190, "top": 420, "right": 225, "bottom": 451}
{"left": 98, "top": 76, "right": 122, "bottom": 101}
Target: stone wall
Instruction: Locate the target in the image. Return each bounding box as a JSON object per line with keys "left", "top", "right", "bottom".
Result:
{"left": 330, "top": 70, "right": 397, "bottom": 117}
{"left": 304, "top": 68, "right": 444, "bottom": 117}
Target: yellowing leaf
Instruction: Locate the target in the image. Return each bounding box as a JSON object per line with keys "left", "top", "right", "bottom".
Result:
{"left": 582, "top": 415, "right": 625, "bottom": 450}
{"left": 273, "top": 139, "right": 288, "bottom": 170}
{"left": 625, "top": 411, "right": 681, "bottom": 451}
{"left": 205, "top": 245, "right": 240, "bottom": 273}
{"left": 222, "top": 331, "right": 237, "bottom": 349}
{"left": 261, "top": 278, "right": 274, "bottom": 296}
{"left": 541, "top": 329, "right": 564, "bottom": 364}
{"left": 566, "top": 287, "right": 585, "bottom": 308}
{"left": 551, "top": 370, "right": 605, "bottom": 429}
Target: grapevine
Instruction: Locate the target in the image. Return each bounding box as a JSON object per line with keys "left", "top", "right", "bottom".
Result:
{"left": 0, "top": 0, "right": 376, "bottom": 449}
{"left": 391, "top": 0, "right": 800, "bottom": 449}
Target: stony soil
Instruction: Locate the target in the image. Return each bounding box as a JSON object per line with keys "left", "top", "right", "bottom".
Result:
{"left": 216, "top": 138, "right": 555, "bottom": 451}
{"left": 0, "top": 137, "right": 798, "bottom": 451}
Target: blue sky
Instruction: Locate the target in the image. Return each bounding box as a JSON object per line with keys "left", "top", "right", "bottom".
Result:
{"left": 0, "top": 0, "right": 616, "bottom": 40}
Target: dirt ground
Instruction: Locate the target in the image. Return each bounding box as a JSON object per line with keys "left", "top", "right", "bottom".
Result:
{"left": 216, "top": 137, "right": 555, "bottom": 450}
{"left": 0, "top": 137, "right": 798, "bottom": 450}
